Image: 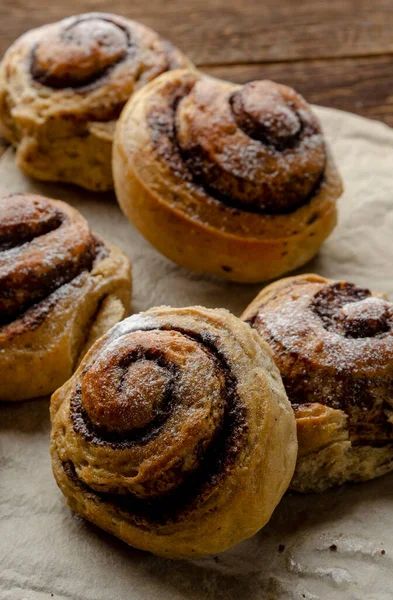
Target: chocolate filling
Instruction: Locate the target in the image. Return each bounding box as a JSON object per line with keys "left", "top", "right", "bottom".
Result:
{"left": 311, "top": 282, "right": 393, "bottom": 339}
{"left": 71, "top": 350, "right": 179, "bottom": 446}
{"left": 311, "top": 282, "right": 371, "bottom": 330}
{"left": 0, "top": 222, "right": 106, "bottom": 329}
{"left": 251, "top": 281, "right": 393, "bottom": 445}
{"left": 147, "top": 81, "right": 326, "bottom": 216}
{"left": 179, "top": 144, "right": 326, "bottom": 216}
{"left": 0, "top": 207, "right": 63, "bottom": 251}
{"left": 1, "top": 272, "right": 86, "bottom": 340}
{"left": 30, "top": 15, "right": 134, "bottom": 90}
{"left": 229, "top": 88, "right": 305, "bottom": 151}
{"left": 0, "top": 223, "right": 94, "bottom": 327}
{"left": 30, "top": 15, "right": 180, "bottom": 94}
{"left": 65, "top": 326, "right": 247, "bottom": 525}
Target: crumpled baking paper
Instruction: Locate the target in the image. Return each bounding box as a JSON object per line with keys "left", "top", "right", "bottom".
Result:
{"left": 1, "top": 106, "right": 393, "bottom": 600}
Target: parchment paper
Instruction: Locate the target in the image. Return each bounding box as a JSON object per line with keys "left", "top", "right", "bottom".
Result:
{"left": 1, "top": 106, "right": 393, "bottom": 600}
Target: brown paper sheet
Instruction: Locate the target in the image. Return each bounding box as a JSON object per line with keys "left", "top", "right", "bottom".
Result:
{"left": 1, "top": 106, "right": 393, "bottom": 599}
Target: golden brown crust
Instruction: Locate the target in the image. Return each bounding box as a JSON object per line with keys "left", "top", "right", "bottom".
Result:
{"left": 0, "top": 13, "right": 192, "bottom": 191}
{"left": 50, "top": 306, "right": 297, "bottom": 558}
{"left": 113, "top": 70, "right": 343, "bottom": 282}
{"left": 0, "top": 193, "right": 131, "bottom": 401}
{"left": 242, "top": 274, "right": 393, "bottom": 491}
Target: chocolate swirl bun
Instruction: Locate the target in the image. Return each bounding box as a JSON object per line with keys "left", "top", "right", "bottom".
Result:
{"left": 0, "top": 14, "right": 192, "bottom": 191}
{"left": 50, "top": 306, "right": 297, "bottom": 558}
{"left": 113, "top": 70, "right": 343, "bottom": 282}
{"left": 242, "top": 274, "right": 393, "bottom": 492}
{"left": 0, "top": 193, "right": 131, "bottom": 401}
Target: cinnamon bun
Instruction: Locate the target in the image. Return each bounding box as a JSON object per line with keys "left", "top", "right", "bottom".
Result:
{"left": 242, "top": 274, "right": 393, "bottom": 492}
{"left": 50, "top": 306, "right": 297, "bottom": 558}
{"left": 0, "top": 193, "right": 131, "bottom": 401}
{"left": 113, "top": 70, "right": 343, "bottom": 282}
{"left": 0, "top": 13, "right": 192, "bottom": 190}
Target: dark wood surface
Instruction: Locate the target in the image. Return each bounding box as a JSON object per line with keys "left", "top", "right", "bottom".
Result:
{"left": 1, "top": 0, "right": 393, "bottom": 157}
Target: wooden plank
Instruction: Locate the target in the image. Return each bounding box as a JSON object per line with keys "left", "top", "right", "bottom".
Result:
{"left": 205, "top": 55, "right": 393, "bottom": 126}
{"left": 1, "top": 1, "right": 393, "bottom": 66}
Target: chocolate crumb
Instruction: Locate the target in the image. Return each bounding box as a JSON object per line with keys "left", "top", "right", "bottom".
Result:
{"left": 329, "top": 544, "right": 338, "bottom": 552}
{"left": 381, "top": 549, "right": 386, "bottom": 556}
{"left": 278, "top": 544, "right": 285, "bottom": 553}
{"left": 221, "top": 265, "right": 232, "bottom": 273}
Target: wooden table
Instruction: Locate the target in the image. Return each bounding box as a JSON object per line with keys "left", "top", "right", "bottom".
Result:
{"left": 1, "top": 0, "right": 393, "bottom": 157}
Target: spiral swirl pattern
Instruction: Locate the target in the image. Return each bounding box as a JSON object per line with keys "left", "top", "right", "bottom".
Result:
{"left": 66, "top": 317, "right": 244, "bottom": 504}
{"left": 311, "top": 282, "right": 392, "bottom": 339}
{"left": 0, "top": 13, "right": 193, "bottom": 191}
{"left": 28, "top": 13, "right": 189, "bottom": 93}
{"left": 114, "top": 70, "right": 343, "bottom": 282}
{"left": 0, "top": 194, "right": 98, "bottom": 328}
{"left": 51, "top": 306, "right": 297, "bottom": 557}
{"left": 0, "top": 192, "right": 132, "bottom": 402}
{"left": 150, "top": 75, "right": 326, "bottom": 214}
{"left": 31, "top": 16, "right": 130, "bottom": 88}
{"left": 244, "top": 275, "right": 393, "bottom": 445}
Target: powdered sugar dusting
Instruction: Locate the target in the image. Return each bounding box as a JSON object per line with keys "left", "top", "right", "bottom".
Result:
{"left": 257, "top": 288, "right": 393, "bottom": 372}
{"left": 106, "top": 313, "right": 160, "bottom": 343}
{"left": 172, "top": 77, "right": 327, "bottom": 211}
{"left": 0, "top": 194, "right": 95, "bottom": 326}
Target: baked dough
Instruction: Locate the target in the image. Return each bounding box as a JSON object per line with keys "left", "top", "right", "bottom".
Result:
{"left": 113, "top": 70, "right": 343, "bottom": 282}
{"left": 50, "top": 305, "right": 297, "bottom": 558}
{"left": 242, "top": 274, "right": 393, "bottom": 492}
{"left": 0, "top": 13, "right": 192, "bottom": 191}
{"left": 0, "top": 193, "right": 131, "bottom": 401}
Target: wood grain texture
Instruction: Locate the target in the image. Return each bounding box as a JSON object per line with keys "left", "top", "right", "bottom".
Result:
{"left": 0, "top": 0, "right": 392, "bottom": 153}
{"left": 1, "top": 0, "right": 393, "bottom": 65}
{"left": 205, "top": 55, "right": 393, "bottom": 126}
